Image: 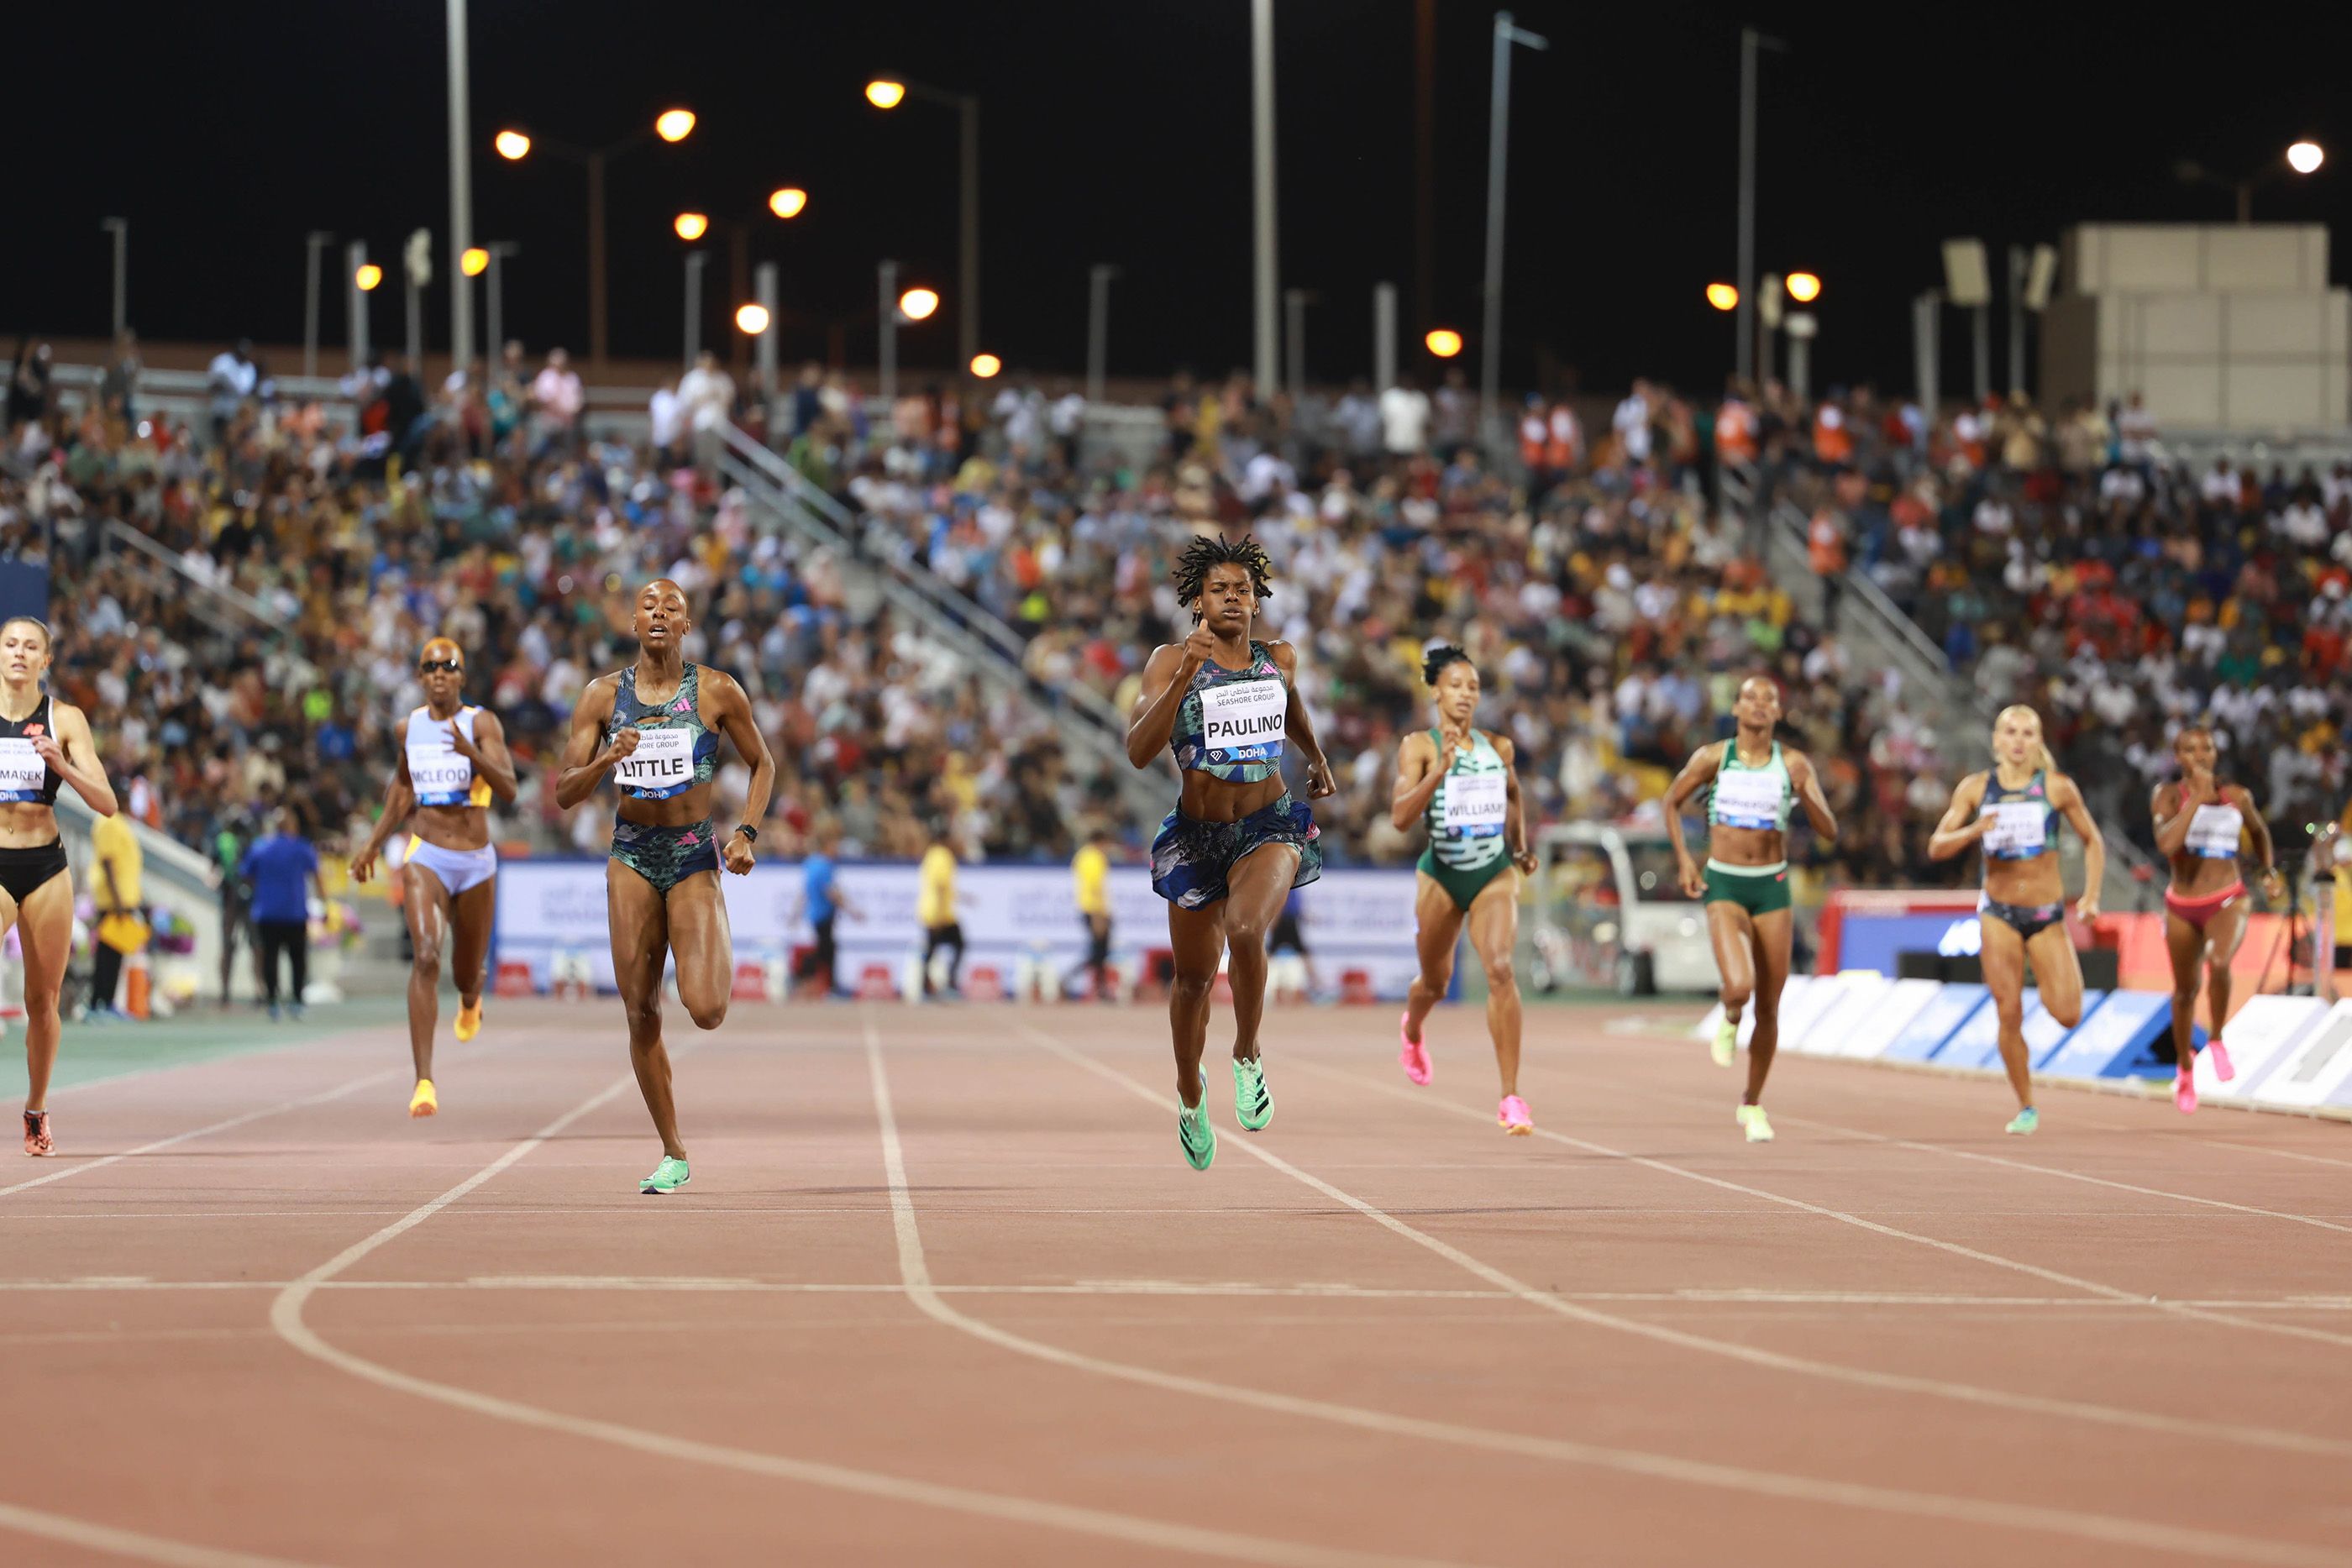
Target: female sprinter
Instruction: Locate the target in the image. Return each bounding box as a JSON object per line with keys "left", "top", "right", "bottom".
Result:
{"left": 555, "top": 580, "right": 775, "bottom": 1193}
{"left": 1127, "top": 536, "right": 1336, "bottom": 1170}
{"left": 352, "top": 637, "right": 517, "bottom": 1117}
{"left": 1662, "top": 675, "right": 1837, "bottom": 1143}
{"left": 2150, "top": 723, "right": 2284, "bottom": 1114}
{"left": 1392, "top": 646, "right": 1542, "bottom": 1132}
{"left": 0, "top": 617, "right": 117, "bottom": 1156}
{"left": 1928, "top": 705, "right": 2104, "bottom": 1135}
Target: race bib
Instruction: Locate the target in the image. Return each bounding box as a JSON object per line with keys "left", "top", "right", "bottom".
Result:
{"left": 0, "top": 737, "right": 46, "bottom": 803}
{"left": 1442, "top": 773, "right": 1508, "bottom": 836}
{"left": 1982, "top": 800, "right": 2049, "bottom": 859}
{"left": 2186, "top": 804, "right": 2244, "bottom": 859}
{"left": 614, "top": 725, "right": 698, "bottom": 799}
{"left": 406, "top": 722, "right": 475, "bottom": 808}
{"left": 1194, "top": 679, "right": 1287, "bottom": 768}
{"left": 1712, "top": 768, "right": 1783, "bottom": 831}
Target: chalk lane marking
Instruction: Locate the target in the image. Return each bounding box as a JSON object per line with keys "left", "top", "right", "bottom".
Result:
{"left": 0, "top": 1498, "right": 319, "bottom": 1568}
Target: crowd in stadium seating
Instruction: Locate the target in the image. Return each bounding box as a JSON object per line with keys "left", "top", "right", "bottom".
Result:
{"left": 14, "top": 334, "right": 2345, "bottom": 897}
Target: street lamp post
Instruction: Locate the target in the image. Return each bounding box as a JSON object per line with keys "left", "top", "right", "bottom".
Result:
{"left": 754, "top": 261, "right": 780, "bottom": 420}
{"left": 346, "top": 241, "right": 372, "bottom": 370}
{"left": 483, "top": 242, "right": 519, "bottom": 362}
{"left": 1734, "top": 30, "right": 1788, "bottom": 388}
{"left": 303, "top": 230, "right": 335, "bottom": 380}
{"left": 446, "top": 0, "right": 475, "bottom": 370}
{"left": 1086, "top": 264, "right": 1119, "bottom": 405}
{"left": 674, "top": 191, "right": 807, "bottom": 375}
{"left": 1251, "top": 0, "right": 1278, "bottom": 395}
{"left": 865, "top": 78, "right": 982, "bottom": 370}
{"left": 1284, "top": 288, "right": 1313, "bottom": 406}
{"left": 1479, "top": 10, "right": 1550, "bottom": 452}
{"left": 492, "top": 110, "right": 695, "bottom": 368}
{"left": 100, "top": 218, "right": 129, "bottom": 339}
{"left": 878, "top": 259, "right": 900, "bottom": 404}
{"left": 1374, "top": 281, "right": 1399, "bottom": 392}
{"left": 2176, "top": 141, "right": 2326, "bottom": 225}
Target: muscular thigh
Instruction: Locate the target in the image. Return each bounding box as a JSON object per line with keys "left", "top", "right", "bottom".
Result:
{"left": 13, "top": 873, "right": 76, "bottom": 992}
{"left": 1415, "top": 873, "right": 1467, "bottom": 971}
{"left": 1167, "top": 900, "right": 1226, "bottom": 978}
{"left": 606, "top": 863, "right": 673, "bottom": 1002}
{"left": 664, "top": 873, "right": 732, "bottom": 990}
{"left": 1463, "top": 868, "right": 1521, "bottom": 967}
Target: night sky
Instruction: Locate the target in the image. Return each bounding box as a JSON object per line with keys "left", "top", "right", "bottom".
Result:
{"left": 13, "top": 1, "right": 2352, "bottom": 396}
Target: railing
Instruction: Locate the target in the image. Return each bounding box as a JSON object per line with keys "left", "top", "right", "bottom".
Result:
{"left": 715, "top": 427, "right": 1171, "bottom": 829}
{"left": 102, "top": 521, "right": 285, "bottom": 634}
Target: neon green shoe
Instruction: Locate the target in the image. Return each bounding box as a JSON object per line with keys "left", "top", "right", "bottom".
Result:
{"left": 1178, "top": 1083, "right": 1217, "bottom": 1170}
{"left": 1711, "top": 1014, "right": 1739, "bottom": 1068}
{"left": 640, "top": 1155, "right": 691, "bottom": 1194}
{"left": 1735, "top": 1104, "right": 1774, "bottom": 1143}
{"left": 2005, "top": 1108, "right": 2039, "bottom": 1135}
{"left": 1233, "top": 1056, "right": 1273, "bottom": 1131}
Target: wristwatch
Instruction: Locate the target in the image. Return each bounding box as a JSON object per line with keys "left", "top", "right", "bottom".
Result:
{"left": 733, "top": 823, "right": 759, "bottom": 843}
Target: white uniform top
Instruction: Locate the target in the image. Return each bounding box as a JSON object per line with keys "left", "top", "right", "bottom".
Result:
{"left": 2184, "top": 802, "right": 2244, "bottom": 860}
{"left": 404, "top": 705, "right": 485, "bottom": 809}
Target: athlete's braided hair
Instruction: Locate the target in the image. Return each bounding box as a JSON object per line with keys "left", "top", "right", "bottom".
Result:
{"left": 1421, "top": 645, "right": 1474, "bottom": 685}
{"left": 1172, "top": 533, "right": 1273, "bottom": 620}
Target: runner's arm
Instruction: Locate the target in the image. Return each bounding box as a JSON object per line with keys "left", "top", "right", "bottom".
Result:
{"left": 1271, "top": 642, "right": 1336, "bottom": 798}
{"left": 1927, "top": 774, "right": 1996, "bottom": 860}
{"left": 1788, "top": 749, "right": 1839, "bottom": 842}
{"left": 706, "top": 672, "right": 774, "bottom": 873}
{"left": 1660, "top": 744, "right": 1723, "bottom": 880}
{"left": 2149, "top": 781, "right": 2197, "bottom": 858}
{"left": 352, "top": 721, "right": 416, "bottom": 878}
{"left": 2051, "top": 773, "right": 2105, "bottom": 919}
{"left": 553, "top": 678, "right": 626, "bottom": 810}
{"left": 40, "top": 702, "right": 116, "bottom": 817}
{"left": 1497, "top": 735, "right": 1538, "bottom": 874}
{"left": 1389, "top": 732, "right": 1446, "bottom": 831}
{"left": 2235, "top": 786, "right": 2285, "bottom": 899}
{"left": 1126, "top": 641, "right": 1203, "bottom": 768}
{"left": 463, "top": 710, "right": 521, "bottom": 803}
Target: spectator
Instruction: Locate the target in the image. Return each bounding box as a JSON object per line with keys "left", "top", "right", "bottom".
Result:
{"left": 1612, "top": 378, "right": 1652, "bottom": 465}
{"left": 89, "top": 807, "right": 145, "bottom": 1019}
{"left": 99, "top": 331, "right": 142, "bottom": 422}
{"left": 648, "top": 378, "right": 684, "bottom": 466}
{"left": 1378, "top": 373, "right": 1431, "bottom": 456}
{"left": 677, "top": 349, "right": 735, "bottom": 469}
{"left": 916, "top": 821, "right": 964, "bottom": 996}
{"left": 239, "top": 808, "right": 321, "bottom": 1020}
{"left": 530, "top": 347, "right": 585, "bottom": 450}
{"left": 205, "top": 339, "right": 259, "bottom": 443}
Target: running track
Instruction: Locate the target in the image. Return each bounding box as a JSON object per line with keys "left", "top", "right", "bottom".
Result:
{"left": 5, "top": 999, "right": 2352, "bottom": 1566}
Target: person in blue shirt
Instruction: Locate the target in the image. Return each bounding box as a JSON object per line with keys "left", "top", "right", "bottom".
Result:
{"left": 239, "top": 808, "right": 323, "bottom": 1021}
{"left": 792, "top": 826, "right": 862, "bottom": 998}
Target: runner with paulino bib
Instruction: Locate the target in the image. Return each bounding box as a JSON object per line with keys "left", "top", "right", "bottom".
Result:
{"left": 1663, "top": 676, "right": 1839, "bottom": 1144}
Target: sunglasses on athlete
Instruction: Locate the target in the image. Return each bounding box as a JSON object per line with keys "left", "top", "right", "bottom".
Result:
{"left": 419, "top": 659, "right": 465, "bottom": 674}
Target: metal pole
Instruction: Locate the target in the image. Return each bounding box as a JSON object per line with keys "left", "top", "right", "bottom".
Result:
{"left": 879, "top": 260, "right": 900, "bottom": 404}
{"left": 346, "top": 241, "right": 370, "bottom": 370}
{"left": 486, "top": 248, "right": 506, "bottom": 362}
{"left": 1086, "top": 264, "right": 1117, "bottom": 404}
{"left": 684, "top": 250, "right": 706, "bottom": 370}
{"left": 1971, "top": 304, "right": 1991, "bottom": 404}
{"left": 446, "top": 0, "right": 475, "bottom": 370}
{"left": 958, "top": 94, "right": 980, "bottom": 371}
{"left": 1479, "top": 13, "right": 1548, "bottom": 449}
{"left": 1913, "top": 291, "right": 1938, "bottom": 441}
{"left": 1735, "top": 28, "right": 1756, "bottom": 385}
{"left": 2007, "top": 244, "right": 2028, "bottom": 396}
{"left": 1413, "top": 0, "right": 1436, "bottom": 333}
{"left": 304, "top": 231, "right": 333, "bottom": 380}
{"left": 1788, "top": 336, "right": 1810, "bottom": 405}
{"left": 587, "top": 150, "right": 608, "bottom": 369}
{"left": 1284, "top": 289, "right": 1308, "bottom": 406}
{"left": 1250, "top": 0, "right": 1278, "bottom": 393}
{"left": 728, "top": 226, "right": 751, "bottom": 375}
{"left": 102, "top": 218, "right": 129, "bottom": 338}
{"left": 755, "top": 260, "right": 780, "bottom": 425}
{"left": 1374, "top": 281, "right": 1398, "bottom": 391}
{"left": 406, "top": 274, "right": 423, "bottom": 368}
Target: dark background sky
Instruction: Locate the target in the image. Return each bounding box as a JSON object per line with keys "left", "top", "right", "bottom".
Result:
{"left": 11, "top": 1, "right": 2352, "bottom": 396}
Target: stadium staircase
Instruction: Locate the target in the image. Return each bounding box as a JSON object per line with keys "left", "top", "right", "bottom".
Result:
{"left": 717, "top": 425, "right": 1173, "bottom": 832}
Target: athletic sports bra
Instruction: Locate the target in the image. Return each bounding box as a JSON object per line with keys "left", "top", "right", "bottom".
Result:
{"left": 404, "top": 705, "right": 493, "bottom": 809}
{"left": 1424, "top": 730, "right": 1509, "bottom": 872}
{"left": 0, "top": 695, "right": 64, "bottom": 806}
{"left": 1170, "top": 641, "right": 1289, "bottom": 783}
{"left": 607, "top": 663, "right": 718, "bottom": 801}
{"left": 1981, "top": 768, "right": 2059, "bottom": 861}
{"left": 1708, "top": 740, "right": 1793, "bottom": 833}
{"left": 2183, "top": 801, "right": 2244, "bottom": 860}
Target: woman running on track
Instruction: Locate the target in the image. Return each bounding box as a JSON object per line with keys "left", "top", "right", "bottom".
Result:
{"left": 1393, "top": 646, "right": 1541, "bottom": 1132}
{"left": 1662, "top": 675, "right": 1837, "bottom": 1143}
{"left": 352, "top": 637, "right": 518, "bottom": 1118}
{"left": 555, "top": 580, "right": 775, "bottom": 1194}
{"left": 0, "top": 617, "right": 117, "bottom": 1156}
{"left": 2151, "top": 722, "right": 2284, "bottom": 1114}
{"left": 1127, "top": 535, "right": 1336, "bottom": 1170}
{"left": 1928, "top": 704, "right": 2104, "bottom": 1135}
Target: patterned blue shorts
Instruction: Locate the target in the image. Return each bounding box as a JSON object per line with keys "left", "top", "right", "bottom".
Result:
{"left": 1150, "top": 794, "right": 1322, "bottom": 910}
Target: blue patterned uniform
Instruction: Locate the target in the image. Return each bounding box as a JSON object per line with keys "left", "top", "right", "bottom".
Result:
{"left": 1150, "top": 641, "right": 1321, "bottom": 910}
{"left": 606, "top": 663, "right": 722, "bottom": 893}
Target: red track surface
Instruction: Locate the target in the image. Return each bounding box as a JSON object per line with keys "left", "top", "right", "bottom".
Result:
{"left": 6, "top": 999, "right": 2352, "bottom": 1567}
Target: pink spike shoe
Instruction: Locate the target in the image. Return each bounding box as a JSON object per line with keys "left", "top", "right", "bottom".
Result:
{"left": 2174, "top": 1068, "right": 2197, "bottom": 1115}
{"left": 1498, "top": 1095, "right": 1533, "bottom": 1135}
{"left": 1399, "top": 1012, "right": 1431, "bottom": 1086}
{"left": 2208, "top": 1037, "right": 2234, "bottom": 1082}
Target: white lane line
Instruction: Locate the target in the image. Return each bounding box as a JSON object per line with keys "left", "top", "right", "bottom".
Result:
{"left": 1311, "top": 1060, "right": 2352, "bottom": 1355}
{"left": 875, "top": 1020, "right": 2352, "bottom": 1565}
{"left": 12, "top": 1274, "right": 2352, "bottom": 1310}
{"left": 2187, "top": 1139, "right": 2352, "bottom": 1172}
{"left": 267, "top": 1064, "right": 1459, "bottom": 1568}
{"left": 0, "top": 1062, "right": 416, "bottom": 1199}
{"left": 1013, "top": 1021, "right": 2352, "bottom": 1478}
{"left": 0, "top": 1499, "right": 317, "bottom": 1567}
